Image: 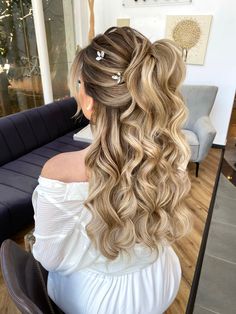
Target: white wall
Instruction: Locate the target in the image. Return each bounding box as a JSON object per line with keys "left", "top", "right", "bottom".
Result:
{"left": 93, "top": 0, "right": 236, "bottom": 146}
{"left": 73, "top": 0, "right": 89, "bottom": 48}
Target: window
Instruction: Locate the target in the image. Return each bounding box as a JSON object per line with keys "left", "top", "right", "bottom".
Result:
{"left": 0, "top": 0, "right": 76, "bottom": 117}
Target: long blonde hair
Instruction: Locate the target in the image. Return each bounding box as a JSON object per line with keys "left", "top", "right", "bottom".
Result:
{"left": 70, "top": 26, "right": 192, "bottom": 260}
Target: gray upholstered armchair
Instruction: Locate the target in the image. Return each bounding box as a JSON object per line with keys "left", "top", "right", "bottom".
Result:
{"left": 181, "top": 85, "right": 218, "bottom": 177}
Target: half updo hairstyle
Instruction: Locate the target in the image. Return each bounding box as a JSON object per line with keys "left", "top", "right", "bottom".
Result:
{"left": 69, "top": 26, "right": 192, "bottom": 260}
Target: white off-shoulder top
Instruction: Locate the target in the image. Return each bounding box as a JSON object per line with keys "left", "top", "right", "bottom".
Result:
{"left": 32, "top": 175, "right": 181, "bottom": 314}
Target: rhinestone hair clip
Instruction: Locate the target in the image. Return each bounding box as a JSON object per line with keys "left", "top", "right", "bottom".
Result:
{"left": 96, "top": 50, "right": 105, "bottom": 61}
{"left": 112, "top": 72, "right": 122, "bottom": 84}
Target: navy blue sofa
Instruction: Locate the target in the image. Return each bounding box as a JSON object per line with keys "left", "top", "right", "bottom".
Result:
{"left": 0, "top": 97, "right": 89, "bottom": 244}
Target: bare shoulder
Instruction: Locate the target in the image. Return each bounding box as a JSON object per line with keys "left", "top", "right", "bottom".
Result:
{"left": 40, "top": 149, "right": 89, "bottom": 183}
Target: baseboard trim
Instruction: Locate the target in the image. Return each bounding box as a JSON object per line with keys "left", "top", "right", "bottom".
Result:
{"left": 186, "top": 147, "right": 225, "bottom": 314}
{"left": 212, "top": 143, "right": 225, "bottom": 149}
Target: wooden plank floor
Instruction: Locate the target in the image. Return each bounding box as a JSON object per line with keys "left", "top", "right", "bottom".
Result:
{"left": 0, "top": 148, "right": 222, "bottom": 314}
{"left": 166, "top": 148, "right": 222, "bottom": 314}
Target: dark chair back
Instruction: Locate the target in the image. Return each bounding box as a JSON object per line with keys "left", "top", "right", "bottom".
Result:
{"left": 0, "top": 239, "right": 64, "bottom": 314}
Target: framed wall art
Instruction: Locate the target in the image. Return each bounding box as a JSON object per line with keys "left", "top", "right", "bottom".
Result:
{"left": 165, "top": 15, "right": 213, "bottom": 65}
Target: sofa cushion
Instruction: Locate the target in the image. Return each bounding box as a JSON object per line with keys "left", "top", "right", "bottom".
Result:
{"left": 0, "top": 98, "right": 87, "bottom": 166}
{"left": 0, "top": 203, "right": 11, "bottom": 241}
{"left": 183, "top": 129, "right": 199, "bottom": 161}
{"left": 0, "top": 131, "right": 89, "bottom": 243}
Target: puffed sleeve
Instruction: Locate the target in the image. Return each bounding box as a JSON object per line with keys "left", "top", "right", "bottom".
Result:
{"left": 31, "top": 176, "right": 98, "bottom": 275}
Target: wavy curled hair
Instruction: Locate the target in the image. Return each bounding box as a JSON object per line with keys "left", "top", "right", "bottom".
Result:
{"left": 69, "top": 26, "right": 192, "bottom": 260}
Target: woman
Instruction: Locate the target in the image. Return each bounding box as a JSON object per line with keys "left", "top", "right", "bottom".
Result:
{"left": 32, "top": 26, "right": 192, "bottom": 314}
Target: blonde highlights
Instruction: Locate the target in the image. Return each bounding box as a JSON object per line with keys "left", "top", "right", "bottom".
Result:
{"left": 70, "top": 26, "right": 192, "bottom": 259}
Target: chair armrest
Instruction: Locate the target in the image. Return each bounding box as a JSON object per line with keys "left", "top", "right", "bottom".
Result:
{"left": 193, "top": 116, "right": 216, "bottom": 162}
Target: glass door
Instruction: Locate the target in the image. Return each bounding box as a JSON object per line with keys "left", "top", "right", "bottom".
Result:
{"left": 0, "top": 0, "right": 76, "bottom": 117}
{"left": 0, "top": 0, "right": 43, "bottom": 117}
{"left": 42, "top": 0, "right": 76, "bottom": 100}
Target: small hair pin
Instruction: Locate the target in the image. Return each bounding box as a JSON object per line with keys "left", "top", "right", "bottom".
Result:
{"left": 112, "top": 72, "right": 122, "bottom": 84}
{"left": 96, "top": 50, "right": 105, "bottom": 61}
{"left": 76, "top": 79, "right": 81, "bottom": 89}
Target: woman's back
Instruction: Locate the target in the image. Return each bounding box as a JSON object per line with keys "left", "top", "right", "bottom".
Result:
{"left": 32, "top": 174, "right": 181, "bottom": 314}
{"left": 32, "top": 25, "right": 192, "bottom": 313}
